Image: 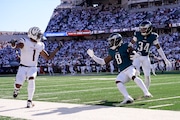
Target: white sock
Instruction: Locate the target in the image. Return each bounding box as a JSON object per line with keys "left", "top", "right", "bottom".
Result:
{"left": 134, "top": 77, "right": 149, "bottom": 95}
{"left": 27, "top": 80, "right": 35, "bottom": 101}
{"left": 144, "top": 76, "right": 151, "bottom": 90}
{"left": 116, "top": 82, "right": 130, "bottom": 98}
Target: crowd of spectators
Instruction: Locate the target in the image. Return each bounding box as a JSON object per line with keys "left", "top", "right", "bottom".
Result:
{"left": 45, "top": 4, "right": 180, "bottom": 33}
{"left": 0, "top": 32, "right": 179, "bottom": 74}
{"left": 0, "top": 4, "right": 180, "bottom": 74}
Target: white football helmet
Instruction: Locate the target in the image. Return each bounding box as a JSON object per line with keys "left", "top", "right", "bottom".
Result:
{"left": 28, "top": 27, "right": 42, "bottom": 42}
{"left": 107, "top": 33, "right": 123, "bottom": 50}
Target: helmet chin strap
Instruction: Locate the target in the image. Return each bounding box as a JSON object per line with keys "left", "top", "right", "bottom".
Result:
{"left": 30, "top": 38, "right": 41, "bottom": 42}
{"left": 110, "top": 42, "right": 122, "bottom": 50}
{"left": 141, "top": 32, "right": 148, "bottom": 36}
{"left": 110, "top": 46, "right": 117, "bottom": 50}
{"left": 36, "top": 38, "right": 41, "bottom": 42}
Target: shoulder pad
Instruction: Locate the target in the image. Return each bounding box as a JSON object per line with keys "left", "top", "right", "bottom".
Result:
{"left": 19, "top": 38, "right": 27, "bottom": 43}
{"left": 151, "top": 32, "right": 159, "bottom": 37}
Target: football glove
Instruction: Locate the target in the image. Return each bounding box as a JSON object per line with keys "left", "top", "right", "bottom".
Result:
{"left": 87, "top": 49, "right": 94, "bottom": 58}
{"left": 164, "top": 59, "right": 172, "bottom": 70}
{"left": 130, "top": 51, "right": 140, "bottom": 60}
{"left": 9, "top": 39, "right": 18, "bottom": 48}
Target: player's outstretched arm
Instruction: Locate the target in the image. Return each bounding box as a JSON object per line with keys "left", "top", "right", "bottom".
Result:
{"left": 87, "top": 49, "right": 112, "bottom": 65}
{"left": 87, "top": 49, "right": 105, "bottom": 65}
{"left": 156, "top": 44, "right": 171, "bottom": 69}
{"left": 41, "top": 41, "right": 63, "bottom": 61}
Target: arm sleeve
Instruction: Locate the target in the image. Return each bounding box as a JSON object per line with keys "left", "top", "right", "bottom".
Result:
{"left": 92, "top": 55, "right": 106, "bottom": 65}
{"left": 153, "top": 33, "right": 159, "bottom": 45}
{"left": 157, "top": 47, "right": 167, "bottom": 60}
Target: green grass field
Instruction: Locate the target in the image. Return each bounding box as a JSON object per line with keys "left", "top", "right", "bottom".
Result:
{"left": 0, "top": 72, "right": 180, "bottom": 119}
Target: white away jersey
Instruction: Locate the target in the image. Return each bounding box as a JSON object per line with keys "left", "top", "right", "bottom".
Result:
{"left": 19, "top": 38, "right": 45, "bottom": 66}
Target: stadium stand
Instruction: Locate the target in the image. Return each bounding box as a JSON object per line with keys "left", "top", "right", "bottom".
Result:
{"left": 0, "top": 0, "right": 180, "bottom": 74}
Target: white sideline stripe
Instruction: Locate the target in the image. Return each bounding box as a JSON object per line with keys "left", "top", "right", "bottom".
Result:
{"left": 149, "top": 104, "right": 174, "bottom": 109}
{"left": 0, "top": 99, "right": 179, "bottom": 120}
{"left": 135, "top": 96, "right": 180, "bottom": 104}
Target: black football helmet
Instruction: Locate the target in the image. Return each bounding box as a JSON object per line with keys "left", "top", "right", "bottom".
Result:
{"left": 107, "top": 33, "right": 123, "bottom": 50}
{"left": 139, "top": 20, "right": 153, "bottom": 36}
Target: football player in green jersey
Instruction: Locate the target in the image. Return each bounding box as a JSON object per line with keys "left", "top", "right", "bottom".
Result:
{"left": 129, "top": 20, "right": 171, "bottom": 90}
{"left": 87, "top": 33, "right": 152, "bottom": 105}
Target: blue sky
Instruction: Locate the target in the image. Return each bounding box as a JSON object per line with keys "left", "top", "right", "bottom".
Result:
{"left": 0, "top": 0, "right": 60, "bottom": 32}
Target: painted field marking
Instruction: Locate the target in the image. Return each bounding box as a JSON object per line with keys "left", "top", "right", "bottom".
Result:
{"left": 61, "top": 99, "right": 80, "bottom": 103}
{"left": 80, "top": 78, "right": 115, "bottom": 80}
{"left": 83, "top": 100, "right": 106, "bottom": 104}
{"left": 149, "top": 104, "right": 174, "bottom": 109}
{"left": 1, "top": 81, "right": 180, "bottom": 98}
{"left": 37, "top": 79, "right": 180, "bottom": 89}
{"left": 37, "top": 97, "right": 58, "bottom": 100}
{"left": 135, "top": 96, "right": 180, "bottom": 104}
{"left": 36, "top": 80, "right": 113, "bottom": 88}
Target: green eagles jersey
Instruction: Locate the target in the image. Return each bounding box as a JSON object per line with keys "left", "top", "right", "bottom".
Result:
{"left": 108, "top": 43, "right": 132, "bottom": 71}
{"left": 134, "top": 31, "right": 158, "bottom": 56}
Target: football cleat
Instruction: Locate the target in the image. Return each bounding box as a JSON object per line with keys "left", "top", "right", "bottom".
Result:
{"left": 114, "top": 96, "right": 134, "bottom": 107}
{"left": 143, "top": 93, "right": 153, "bottom": 98}
{"left": 13, "top": 89, "right": 19, "bottom": 98}
{"left": 27, "top": 100, "right": 35, "bottom": 108}
{"left": 120, "top": 97, "right": 134, "bottom": 104}
{"left": 144, "top": 93, "right": 153, "bottom": 98}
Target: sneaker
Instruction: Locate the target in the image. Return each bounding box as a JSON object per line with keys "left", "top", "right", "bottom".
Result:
{"left": 13, "top": 89, "right": 19, "bottom": 98}
{"left": 27, "top": 100, "right": 35, "bottom": 108}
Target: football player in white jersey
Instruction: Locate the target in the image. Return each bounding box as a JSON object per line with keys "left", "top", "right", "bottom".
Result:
{"left": 10, "top": 27, "right": 63, "bottom": 108}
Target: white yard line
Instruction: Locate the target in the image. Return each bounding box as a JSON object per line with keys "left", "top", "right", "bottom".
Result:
{"left": 36, "top": 81, "right": 113, "bottom": 88}
{"left": 1, "top": 81, "right": 180, "bottom": 98}
{"left": 149, "top": 104, "right": 174, "bottom": 109}
{"left": 37, "top": 97, "right": 58, "bottom": 101}
{"left": 61, "top": 99, "right": 81, "bottom": 103}
{"left": 135, "top": 96, "right": 180, "bottom": 104}
{"left": 83, "top": 100, "right": 106, "bottom": 104}
{"left": 80, "top": 78, "right": 115, "bottom": 80}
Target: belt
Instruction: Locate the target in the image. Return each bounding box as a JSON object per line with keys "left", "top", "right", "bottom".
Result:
{"left": 19, "top": 64, "right": 35, "bottom": 67}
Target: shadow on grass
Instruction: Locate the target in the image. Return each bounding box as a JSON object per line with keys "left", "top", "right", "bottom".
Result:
{"left": 90, "top": 100, "right": 146, "bottom": 107}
